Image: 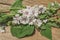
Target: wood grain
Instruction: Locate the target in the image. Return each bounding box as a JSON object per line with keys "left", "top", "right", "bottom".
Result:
{"left": 0, "top": 0, "right": 60, "bottom": 40}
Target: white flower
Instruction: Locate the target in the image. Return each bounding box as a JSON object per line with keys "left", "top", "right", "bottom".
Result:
{"left": 33, "top": 19, "right": 42, "bottom": 27}
{"left": 26, "top": 6, "right": 31, "bottom": 9}
{"left": 12, "top": 20, "right": 20, "bottom": 24}
{"left": 20, "top": 16, "right": 29, "bottom": 24}
{"left": 34, "top": 12, "right": 39, "bottom": 17}
{"left": 29, "top": 22, "right": 33, "bottom": 25}
{"left": 12, "top": 16, "right": 20, "bottom": 24}
{"left": 18, "top": 10, "right": 23, "bottom": 13}
{"left": 33, "top": 19, "right": 37, "bottom": 22}
{"left": 22, "top": 9, "right": 30, "bottom": 17}
{"left": 43, "top": 19, "right": 48, "bottom": 23}
{"left": 51, "top": 3, "right": 54, "bottom": 6}
{"left": 0, "top": 30, "right": 5, "bottom": 33}
{"left": 13, "top": 5, "right": 48, "bottom": 26}
{"left": 36, "top": 19, "right": 42, "bottom": 27}
{"left": 39, "top": 5, "right": 46, "bottom": 13}
{"left": 13, "top": 17, "right": 16, "bottom": 20}
{"left": 23, "top": 9, "right": 29, "bottom": 16}
{"left": 32, "top": 5, "right": 39, "bottom": 17}
{"left": 39, "top": 5, "right": 44, "bottom": 13}
{"left": 15, "top": 14, "right": 20, "bottom": 18}
{"left": 33, "top": 5, "right": 39, "bottom": 10}
{"left": 23, "top": 7, "right": 35, "bottom": 18}
{"left": 13, "top": 16, "right": 20, "bottom": 21}
{"left": 28, "top": 8, "right": 33, "bottom": 15}
{"left": 28, "top": 17, "right": 35, "bottom": 25}
{"left": 32, "top": 5, "right": 39, "bottom": 11}
{"left": 59, "top": 4, "right": 60, "bottom": 6}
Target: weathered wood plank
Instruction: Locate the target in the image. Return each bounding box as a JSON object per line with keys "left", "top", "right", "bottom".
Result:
{"left": 52, "top": 27, "right": 60, "bottom": 40}
{"left": 0, "top": 0, "right": 15, "bottom": 5}
{"left": 0, "top": 0, "right": 60, "bottom": 40}
{"left": 22, "top": 0, "right": 60, "bottom": 6}
{"left": 0, "top": 4, "right": 10, "bottom": 13}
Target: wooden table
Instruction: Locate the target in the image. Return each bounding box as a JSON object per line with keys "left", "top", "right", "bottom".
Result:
{"left": 0, "top": 0, "right": 60, "bottom": 40}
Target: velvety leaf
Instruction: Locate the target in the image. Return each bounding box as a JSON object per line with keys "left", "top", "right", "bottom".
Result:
{"left": 0, "top": 13, "right": 12, "bottom": 24}
{"left": 38, "top": 13, "right": 48, "bottom": 20}
{"left": 11, "top": 25, "right": 35, "bottom": 38}
{"left": 40, "top": 24, "right": 46, "bottom": 30}
{"left": 10, "top": 0, "right": 25, "bottom": 15}
{"left": 48, "top": 1, "right": 60, "bottom": 10}
{"left": 49, "top": 22, "right": 57, "bottom": 26}
{"left": 40, "top": 23, "right": 52, "bottom": 40}
{"left": 54, "top": 1, "right": 60, "bottom": 8}
{"left": 48, "top": 18, "right": 60, "bottom": 24}
{"left": 11, "top": 0, "right": 23, "bottom": 10}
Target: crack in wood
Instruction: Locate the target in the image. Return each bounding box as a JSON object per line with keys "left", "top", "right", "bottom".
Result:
{"left": 0, "top": 11, "right": 10, "bottom": 13}
{"left": 0, "top": 2, "right": 11, "bottom": 6}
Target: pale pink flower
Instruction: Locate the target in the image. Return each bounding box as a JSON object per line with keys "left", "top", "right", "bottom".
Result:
{"left": 39, "top": 5, "right": 46, "bottom": 13}
{"left": 43, "top": 19, "right": 48, "bottom": 23}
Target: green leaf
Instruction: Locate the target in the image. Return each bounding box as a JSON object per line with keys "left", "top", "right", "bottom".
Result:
{"left": 0, "top": 13, "right": 12, "bottom": 24}
{"left": 48, "top": 22, "right": 60, "bottom": 28}
{"left": 54, "top": 1, "right": 60, "bottom": 9}
{"left": 48, "top": 1, "right": 60, "bottom": 9}
{"left": 40, "top": 23, "right": 52, "bottom": 40}
{"left": 38, "top": 9, "right": 56, "bottom": 20}
{"left": 10, "top": 0, "right": 25, "bottom": 15}
{"left": 11, "top": 0, "right": 23, "bottom": 10}
{"left": 11, "top": 25, "right": 35, "bottom": 38}
{"left": 10, "top": 0, "right": 35, "bottom": 38}
{"left": 47, "top": 3, "right": 52, "bottom": 8}
{"left": 48, "top": 18, "right": 60, "bottom": 24}
{"left": 38, "top": 13, "right": 47, "bottom": 20}
{"left": 49, "top": 22, "right": 59, "bottom": 27}
{"left": 40, "top": 24, "right": 46, "bottom": 30}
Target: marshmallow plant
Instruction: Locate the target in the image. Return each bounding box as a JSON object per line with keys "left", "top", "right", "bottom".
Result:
{"left": 12, "top": 5, "right": 47, "bottom": 27}
{"left": 0, "top": 13, "right": 13, "bottom": 33}
{"left": 0, "top": 0, "right": 60, "bottom": 40}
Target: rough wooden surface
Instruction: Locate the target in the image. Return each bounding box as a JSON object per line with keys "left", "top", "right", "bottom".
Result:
{"left": 22, "top": 0, "right": 60, "bottom": 6}
{"left": 0, "top": 0, "right": 60, "bottom": 40}
{"left": 0, "top": 0, "right": 15, "bottom": 5}
{"left": 0, "top": 0, "right": 15, "bottom": 12}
